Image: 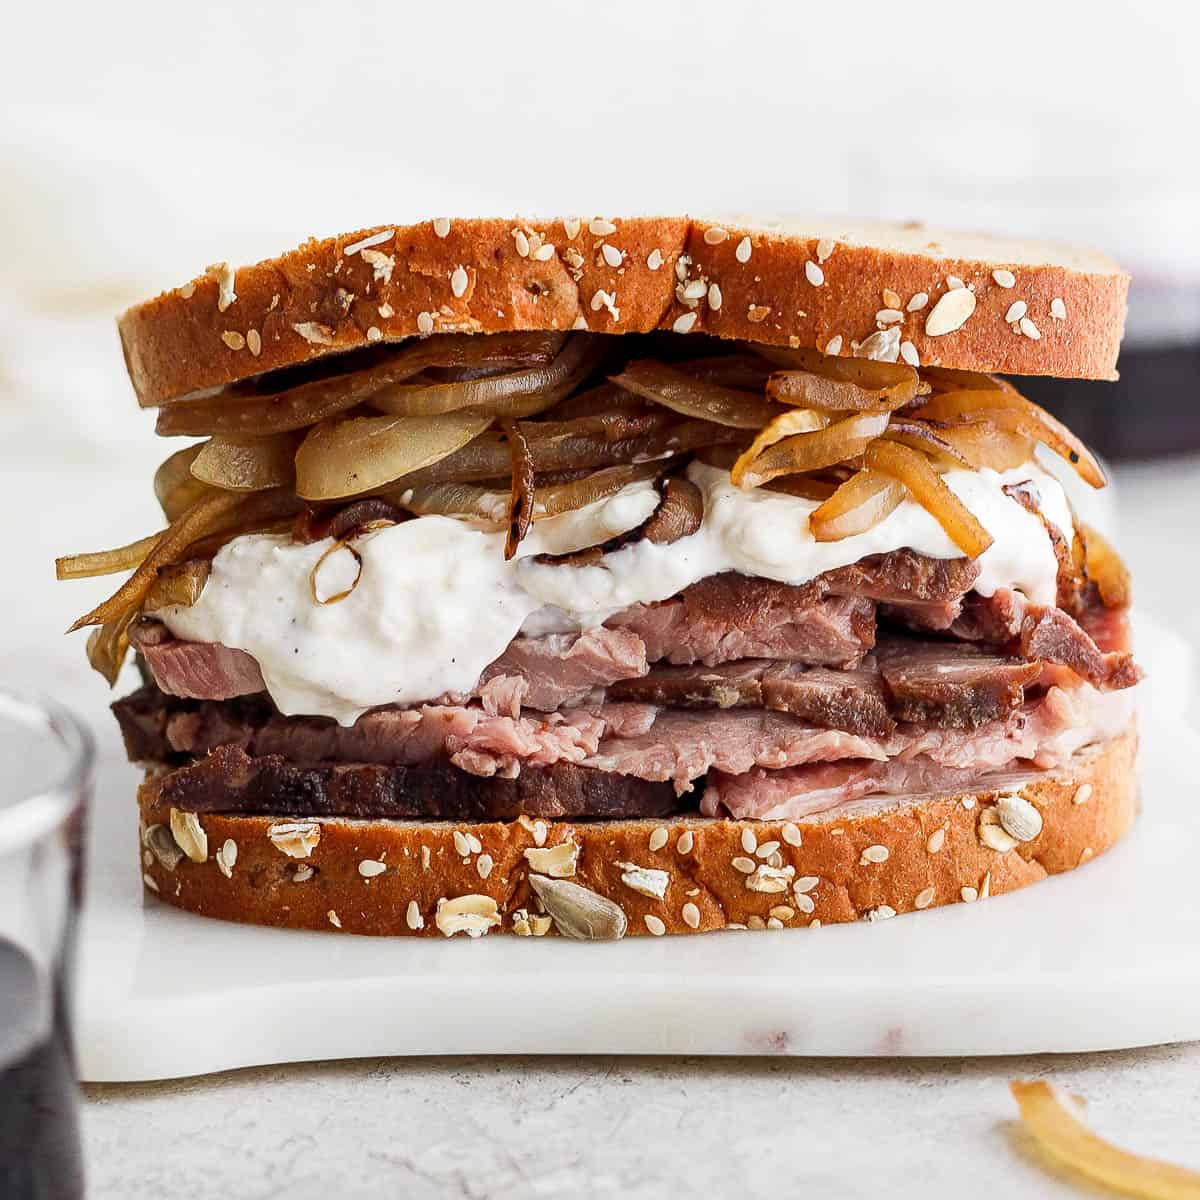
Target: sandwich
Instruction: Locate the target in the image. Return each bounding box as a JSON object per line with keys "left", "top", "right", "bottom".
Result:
{"left": 59, "top": 216, "right": 1140, "bottom": 938}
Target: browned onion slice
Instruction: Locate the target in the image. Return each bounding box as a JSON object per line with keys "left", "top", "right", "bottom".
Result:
{"left": 1080, "top": 522, "right": 1132, "bottom": 609}
{"left": 294, "top": 498, "right": 410, "bottom": 544}
{"left": 154, "top": 444, "right": 212, "bottom": 520}
{"left": 502, "top": 420, "right": 535, "bottom": 560}
{"left": 142, "top": 560, "right": 212, "bottom": 613}
{"left": 295, "top": 410, "right": 493, "bottom": 500}
{"left": 918, "top": 366, "right": 1016, "bottom": 395}
{"left": 610, "top": 361, "right": 780, "bottom": 428}
{"left": 675, "top": 354, "right": 773, "bottom": 391}
{"left": 730, "top": 408, "right": 829, "bottom": 484}
{"left": 155, "top": 332, "right": 564, "bottom": 435}
{"left": 755, "top": 344, "right": 924, "bottom": 406}
{"left": 934, "top": 419, "right": 1036, "bottom": 472}
{"left": 881, "top": 419, "right": 972, "bottom": 470}
{"left": 56, "top": 531, "right": 164, "bottom": 581}
{"left": 864, "top": 440, "right": 993, "bottom": 558}
{"left": 808, "top": 469, "right": 905, "bottom": 541}
{"left": 191, "top": 431, "right": 302, "bottom": 491}
{"left": 912, "top": 390, "right": 1105, "bottom": 488}
{"left": 86, "top": 610, "right": 135, "bottom": 686}
{"left": 523, "top": 409, "right": 675, "bottom": 443}
{"left": 731, "top": 411, "right": 890, "bottom": 489}
{"left": 367, "top": 335, "right": 602, "bottom": 418}
{"left": 549, "top": 382, "right": 646, "bottom": 420}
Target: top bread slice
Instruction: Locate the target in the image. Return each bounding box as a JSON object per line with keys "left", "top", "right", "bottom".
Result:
{"left": 118, "top": 216, "right": 1129, "bottom": 406}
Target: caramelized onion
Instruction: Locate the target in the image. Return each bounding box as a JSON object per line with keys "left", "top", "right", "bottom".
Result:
{"left": 86, "top": 610, "right": 135, "bottom": 686}
{"left": 155, "top": 332, "right": 564, "bottom": 435}
{"left": 367, "top": 335, "right": 602, "bottom": 418}
{"left": 1081, "top": 522, "right": 1132, "bottom": 609}
{"left": 732, "top": 411, "right": 890, "bottom": 490}
{"left": 142, "top": 560, "right": 211, "bottom": 613}
{"left": 154, "top": 444, "right": 211, "bottom": 520}
{"left": 611, "top": 361, "right": 779, "bottom": 428}
{"left": 549, "top": 382, "right": 645, "bottom": 420}
{"left": 881, "top": 419, "right": 972, "bottom": 470}
{"left": 755, "top": 345, "right": 924, "bottom": 405}
{"left": 864, "top": 440, "right": 993, "bottom": 558}
{"left": 675, "top": 354, "right": 773, "bottom": 391}
{"left": 502, "top": 420, "right": 535, "bottom": 559}
{"left": 934, "top": 420, "right": 1036, "bottom": 472}
{"left": 295, "top": 410, "right": 493, "bottom": 500}
{"left": 919, "top": 366, "right": 1016, "bottom": 395}
{"left": 730, "top": 408, "right": 829, "bottom": 485}
{"left": 809, "top": 469, "right": 905, "bottom": 541}
{"left": 191, "top": 432, "right": 302, "bottom": 491}
{"left": 913, "top": 390, "right": 1105, "bottom": 488}
{"left": 56, "top": 532, "right": 164, "bottom": 581}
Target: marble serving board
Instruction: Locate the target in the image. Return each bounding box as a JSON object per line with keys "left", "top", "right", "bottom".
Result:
{"left": 74, "top": 617, "right": 1200, "bottom": 1081}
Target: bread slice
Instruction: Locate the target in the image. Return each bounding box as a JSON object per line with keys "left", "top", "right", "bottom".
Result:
{"left": 118, "top": 216, "right": 1129, "bottom": 406}
{"left": 137, "top": 724, "right": 1136, "bottom": 938}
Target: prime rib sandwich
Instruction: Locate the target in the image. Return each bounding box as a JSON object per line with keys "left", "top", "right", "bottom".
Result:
{"left": 60, "top": 216, "right": 1140, "bottom": 938}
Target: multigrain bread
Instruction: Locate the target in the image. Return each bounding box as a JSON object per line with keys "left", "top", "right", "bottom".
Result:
{"left": 118, "top": 215, "right": 1129, "bottom": 405}
{"left": 137, "top": 724, "right": 1137, "bottom": 938}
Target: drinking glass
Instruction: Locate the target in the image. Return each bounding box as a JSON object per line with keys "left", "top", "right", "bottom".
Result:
{"left": 0, "top": 690, "right": 93, "bottom": 1200}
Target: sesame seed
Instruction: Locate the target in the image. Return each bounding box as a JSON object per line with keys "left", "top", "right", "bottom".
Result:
{"left": 246, "top": 329, "right": 262, "bottom": 356}
{"left": 647, "top": 248, "right": 664, "bottom": 271}
{"left": 328, "top": 910, "right": 342, "bottom": 928}
{"left": 992, "top": 269, "right": 1016, "bottom": 289}
{"left": 534, "top": 243, "right": 555, "bottom": 261}
{"left": 1073, "top": 783, "right": 1093, "bottom": 806}
{"left": 732, "top": 856, "right": 756, "bottom": 874}
{"left": 1005, "top": 300, "right": 1028, "bottom": 324}
{"left": 672, "top": 312, "right": 698, "bottom": 334}
{"left": 745, "top": 916, "right": 765, "bottom": 931}
{"left": 682, "top": 902, "right": 701, "bottom": 929}
{"left": 770, "top": 906, "right": 794, "bottom": 920}
{"left": 927, "top": 828, "right": 946, "bottom": 853}
{"left": 804, "top": 261, "right": 824, "bottom": 286}
{"left": 1019, "top": 316, "right": 1041, "bottom": 340}
{"left": 907, "top": 292, "right": 929, "bottom": 312}
{"left": 477, "top": 854, "right": 494, "bottom": 879}
{"left": 220, "top": 330, "right": 245, "bottom": 351}
{"left": 563, "top": 217, "right": 581, "bottom": 240}
{"left": 794, "top": 893, "right": 815, "bottom": 915}
{"left": 533, "top": 821, "right": 548, "bottom": 847}
{"left": 681, "top": 279, "right": 707, "bottom": 301}
{"left": 961, "top": 886, "right": 978, "bottom": 903}
{"left": 816, "top": 238, "right": 835, "bottom": 263}
{"left": 741, "top": 828, "right": 757, "bottom": 853}
{"left": 572, "top": 315, "right": 588, "bottom": 330}
{"left": 860, "top": 844, "right": 889, "bottom": 865}
{"left": 882, "top": 288, "right": 902, "bottom": 309}
{"left": 703, "top": 226, "right": 729, "bottom": 245}
{"left": 914, "top": 886, "right": 935, "bottom": 910}
{"left": 378, "top": 303, "right": 394, "bottom": 318}
{"left": 601, "top": 243, "right": 623, "bottom": 268}
{"left": 735, "top": 236, "right": 752, "bottom": 264}
{"left": 677, "top": 830, "right": 695, "bottom": 855}
{"left": 644, "top": 914, "right": 666, "bottom": 936}
{"left": 946, "top": 275, "right": 965, "bottom": 290}
{"left": 855, "top": 327, "right": 902, "bottom": 362}
{"left": 875, "top": 308, "right": 904, "bottom": 325}
{"left": 900, "top": 340, "right": 919, "bottom": 367}
{"left": 962, "top": 796, "right": 976, "bottom": 810}
{"left": 925, "top": 288, "right": 976, "bottom": 336}
{"left": 589, "top": 217, "right": 617, "bottom": 236}
{"left": 755, "top": 841, "right": 780, "bottom": 859}
{"left": 793, "top": 876, "right": 818, "bottom": 894}
{"left": 406, "top": 900, "right": 423, "bottom": 930}
{"left": 432, "top": 218, "right": 451, "bottom": 238}
{"left": 980, "top": 871, "right": 992, "bottom": 900}
{"left": 809, "top": 919, "right": 822, "bottom": 929}
{"left": 781, "top": 822, "right": 802, "bottom": 847}
{"left": 358, "top": 859, "right": 386, "bottom": 878}
{"left": 450, "top": 265, "right": 469, "bottom": 298}
{"left": 707, "top": 283, "right": 723, "bottom": 310}
{"left": 344, "top": 229, "right": 395, "bottom": 257}
{"left": 591, "top": 289, "right": 620, "bottom": 321}
{"left": 366, "top": 326, "right": 382, "bottom": 343}
{"left": 676, "top": 254, "right": 692, "bottom": 282}
{"left": 1051, "top": 297, "right": 1067, "bottom": 320}
{"left": 649, "top": 827, "right": 669, "bottom": 852}
{"left": 823, "top": 334, "right": 843, "bottom": 357}
{"left": 416, "top": 312, "right": 435, "bottom": 334}
{"left": 767, "top": 917, "right": 784, "bottom": 930}
{"left": 865, "top": 905, "right": 896, "bottom": 922}
{"left": 453, "top": 831, "right": 470, "bottom": 857}
{"left": 512, "top": 229, "right": 530, "bottom": 257}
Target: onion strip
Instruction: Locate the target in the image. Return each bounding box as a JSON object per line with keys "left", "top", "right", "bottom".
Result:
{"left": 502, "top": 420, "right": 535, "bottom": 560}
{"left": 191, "top": 432, "right": 302, "bottom": 491}
{"left": 731, "top": 411, "right": 890, "bottom": 489}
{"left": 809, "top": 469, "right": 905, "bottom": 541}
{"left": 755, "top": 344, "right": 924, "bottom": 404}
{"left": 730, "top": 408, "right": 829, "bottom": 483}
{"left": 86, "top": 610, "right": 135, "bottom": 687}
{"left": 611, "top": 361, "right": 780, "bottom": 428}
{"left": 56, "top": 532, "right": 164, "bottom": 581}
{"left": 154, "top": 445, "right": 211, "bottom": 520}
{"left": 864, "top": 440, "right": 993, "bottom": 558}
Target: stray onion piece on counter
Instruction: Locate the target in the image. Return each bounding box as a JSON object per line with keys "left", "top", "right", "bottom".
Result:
{"left": 62, "top": 329, "right": 1114, "bottom": 682}
{"left": 1010, "top": 1080, "right": 1200, "bottom": 1199}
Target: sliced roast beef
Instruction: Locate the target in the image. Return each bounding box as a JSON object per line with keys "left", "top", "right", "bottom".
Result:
{"left": 875, "top": 637, "right": 1041, "bottom": 729}
{"left": 158, "top": 744, "right": 681, "bottom": 820}
{"left": 130, "top": 618, "right": 266, "bottom": 699}
{"left": 606, "top": 574, "right": 875, "bottom": 668}
{"left": 608, "top": 659, "right": 894, "bottom": 736}
{"left": 820, "top": 549, "right": 981, "bottom": 604}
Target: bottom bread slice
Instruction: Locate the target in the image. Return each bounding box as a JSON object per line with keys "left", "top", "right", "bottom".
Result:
{"left": 137, "top": 724, "right": 1137, "bottom": 938}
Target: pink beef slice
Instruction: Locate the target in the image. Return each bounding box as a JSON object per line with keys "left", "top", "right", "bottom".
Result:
{"left": 129, "top": 618, "right": 265, "bottom": 699}
{"left": 605, "top": 573, "right": 875, "bottom": 668}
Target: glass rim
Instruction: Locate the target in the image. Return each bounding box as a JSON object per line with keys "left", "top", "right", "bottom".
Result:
{"left": 0, "top": 689, "right": 95, "bottom": 857}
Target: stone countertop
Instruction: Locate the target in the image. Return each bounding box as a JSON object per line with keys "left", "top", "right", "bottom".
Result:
{"left": 83, "top": 1047, "right": 1200, "bottom": 1198}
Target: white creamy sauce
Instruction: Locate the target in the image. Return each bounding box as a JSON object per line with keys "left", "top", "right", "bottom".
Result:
{"left": 162, "top": 462, "right": 1073, "bottom": 724}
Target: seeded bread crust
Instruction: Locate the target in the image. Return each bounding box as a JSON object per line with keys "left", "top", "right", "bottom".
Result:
{"left": 136, "top": 724, "right": 1136, "bottom": 938}
{"left": 118, "top": 216, "right": 1129, "bottom": 405}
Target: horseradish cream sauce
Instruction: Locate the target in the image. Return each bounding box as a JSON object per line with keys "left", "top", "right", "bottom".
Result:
{"left": 161, "top": 462, "right": 1073, "bottom": 724}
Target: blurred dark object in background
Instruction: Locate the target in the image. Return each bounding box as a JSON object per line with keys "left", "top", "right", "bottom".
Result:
{"left": 1017, "top": 277, "right": 1200, "bottom": 462}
